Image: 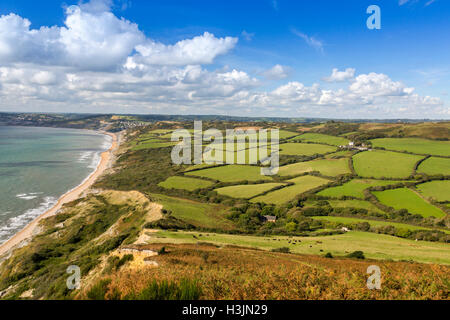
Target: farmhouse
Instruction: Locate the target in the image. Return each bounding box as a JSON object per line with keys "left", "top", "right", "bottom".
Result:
{"left": 263, "top": 215, "right": 277, "bottom": 223}
{"left": 339, "top": 141, "right": 369, "bottom": 151}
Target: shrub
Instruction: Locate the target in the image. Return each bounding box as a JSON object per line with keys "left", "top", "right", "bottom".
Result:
{"left": 346, "top": 251, "right": 365, "bottom": 260}
{"left": 272, "top": 247, "right": 290, "bottom": 253}
{"left": 126, "top": 279, "right": 202, "bottom": 300}
{"left": 87, "top": 279, "right": 112, "bottom": 300}
{"left": 324, "top": 252, "right": 333, "bottom": 259}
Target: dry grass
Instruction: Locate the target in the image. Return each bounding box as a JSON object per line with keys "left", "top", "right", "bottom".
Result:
{"left": 88, "top": 243, "right": 450, "bottom": 300}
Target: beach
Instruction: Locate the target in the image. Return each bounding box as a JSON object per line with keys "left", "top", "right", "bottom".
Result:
{"left": 0, "top": 131, "right": 118, "bottom": 257}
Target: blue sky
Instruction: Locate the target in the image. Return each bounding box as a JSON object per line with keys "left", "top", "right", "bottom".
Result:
{"left": 0, "top": 0, "right": 448, "bottom": 118}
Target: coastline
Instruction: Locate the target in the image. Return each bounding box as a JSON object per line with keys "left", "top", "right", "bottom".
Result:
{"left": 0, "top": 130, "right": 118, "bottom": 257}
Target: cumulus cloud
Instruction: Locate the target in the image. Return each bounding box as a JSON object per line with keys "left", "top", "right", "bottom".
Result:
{"left": 323, "top": 68, "right": 355, "bottom": 82}
{"left": 126, "top": 32, "right": 238, "bottom": 67}
{"left": 0, "top": 0, "right": 446, "bottom": 119}
{"left": 262, "top": 64, "right": 291, "bottom": 80}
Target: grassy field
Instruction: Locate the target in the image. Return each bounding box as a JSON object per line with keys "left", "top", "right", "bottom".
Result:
{"left": 417, "top": 157, "right": 450, "bottom": 176}
{"left": 353, "top": 150, "right": 423, "bottom": 179}
{"left": 251, "top": 175, "right": 330, "bottom": 205}
{"left": 318, "top": 179, "right": 402, "bottom": 199}
{"left": 215, "top": 183, "right": 285, "bottom": 199}
{"left": 278, "top": 158, "right": 351, "bottom": 177}
{"left": 202, "top": 148, "right": 271, "bottom": 165}
{"left": 151, "top": 230, "right": 450, "bottom": 264}
{"left": 324, "top": 150, "right": 354, "bottom": 159}
{"left": 294, "top": 133, "right": 350, "bottom": 146}
{"left": 416, "top": 180, "right": 450, "bottom": 202}
{"left": 131, "top": 140, "right": 176, "bottom": 151}
{"left": 371, "top": 138, "right": 450, "bottom": 157}
{"left": 150, "top": 194, "right": 235, "bottom": 230}
{"left": 320, "top": 199, "right": 386, "bottom": 214}
{"left": 279, "top": 143, "right": 336, "bottom": 156}
{"left": 311, "top": 216, "right": 449, "bottom": 233}
{"left": 187, "top": 165, "right": 272, "bottom": 182}
{"left": 373, "top": 188, "right": 446, "bottom": 218}
{"left": 158, "top": 176, "right": 214, "bottom": 191}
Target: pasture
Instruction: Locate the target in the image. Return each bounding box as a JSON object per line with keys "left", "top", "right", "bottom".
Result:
{"left": 352, "top": 150, "right": 423, "bottom": 179}
{"left": 373, "top": 188, "right": 446, "bottom": 218}
{"left": 321, "top": 199, "right": 386, "bottom": 214}
{"left": 371, "top": 138, "right": 450, "bottom": 157}
{"left": 187, "top": 165, "right": 272, "bottom": 182}
{"left": 131, "top": 140, "right": 176, "bottom": 151}
{"left": 311, "top": 216, "right": 449, "bottom": 233}
{"left": 150, "top": 194, "right": 235, "bottom": 230}
{"left": 295, "top": 133, "right": 350, "bottom": 146}
{"left": 215, "top": 183, "right": 285, "bottom": 199}
{"left": 278, "top": 158, "right": 351, "bottom": 177}
{"left": 417, "top": 157, "right": 450, "bottom": 176}
{"left": 152, "top": 230, "right": 450, "bottom": 264}
{"left": 318, "top": 179, "right": 402, "bottom": 199}
{"left": 158, "top": 176, "right": 214, "bottom": 191}
{"left": 279, "top": 143, "right": 336, "bottom": 156}
{"left": 416, "top": 180, "right": 450, "bottom": 202}
{"left": 251, "top": 175, "right": 330, "bottom": 205}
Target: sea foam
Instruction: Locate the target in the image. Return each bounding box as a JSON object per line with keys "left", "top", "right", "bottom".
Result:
{"left": 0, "top": 196, "right": 57, "bottom": 244}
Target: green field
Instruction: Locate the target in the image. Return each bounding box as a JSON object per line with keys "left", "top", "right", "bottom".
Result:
{"left": 321, "top": 199, "right": 386, "bottom": 214}
{"left": 187, "top": 165, "right": 272, "bottom": 182}
{"left": 150, "top": 194, "right": 235, "bottom": 230}
{"left": 152, "top": 230, "right": 450, "bottom": 264}
{"left": 371, "top": 138, "right": 450, "bottom": 157}
{"left": 311, "top": 216, "right": 449, "bottom": 233}
{"left": 324, "top": 150, "right": 354, "bottom": 159}
{"left": 295, "top": 133, "right": 350, "bottom": 146}
{"left": 131, "top": 140, "right": 176, "bottom": 151}
{"left": 202, "top": 148, "right": 271, "bottom": 165}
{"left": 373, "top": 188, "right": 446, "bottom": 218}
{"left": 417, "top": 157, "right": 450, "bottom": 176}
{"left": 318, "top": 179, "right": 402, "bottom": 199}
{"left": 279, "top": 143, "right": 336, "bottom": 156}
{"left": 158, "top": 176, "right": 214, "bottom": 191}
{"left": 278, "top": 158, "right": 351, "bottom": 177}
{"left": 416, "top": 181, "right": 450, "bottom": 202}
{"left": 215, "top": 183, "right": 286, "bottom": 199}
{"left": 251, "top": 175, "right": 329, "bottom": 205}
{"left": 353, "top": 150, "right": 423, "bottom": 179}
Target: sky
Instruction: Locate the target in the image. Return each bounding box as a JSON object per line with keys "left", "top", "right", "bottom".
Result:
{"left": 0, "top": 0, "right": 449, "bottom": 119}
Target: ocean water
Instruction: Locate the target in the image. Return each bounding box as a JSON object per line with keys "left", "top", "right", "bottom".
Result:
{"left": 0, "top": 126, "right": 111, "bottom": 244}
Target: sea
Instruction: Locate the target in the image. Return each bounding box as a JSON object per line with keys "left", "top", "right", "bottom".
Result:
{"left": 0, "top": 126, "right": 112, "bottom": 245}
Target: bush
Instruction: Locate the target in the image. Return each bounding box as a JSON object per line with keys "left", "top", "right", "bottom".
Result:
{"left": 87, "top": 279, "right": 112, "bottom": 300}
{"left": 126, "top": 279, "right": 202, "bottom": 300}
{"left": 324, "top": 252, "right": 333, "bottom": 258}
{"left": 346, "top": 251, "right": 365, "bottom": 260}
{"left": 272, "top": 247, "right": 290, "bottom": 253}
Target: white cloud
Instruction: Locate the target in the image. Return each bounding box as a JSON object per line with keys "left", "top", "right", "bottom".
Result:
{"left": 323, "top": 68, "right": 355, "bottom": 82}
{"left": 127, "top": 32, "right": 237, "bottom": 67}
{"left": 292, "top": 29, "right": 324, "bottom": 53}
{"left": 0, "top": 1, "right": 446, "bottom": 119}
{"left": 241, "top": 30, "right": 254, "bottom": 41}
{"left": 262, "top": 64, "right": 291, "bottom": 80}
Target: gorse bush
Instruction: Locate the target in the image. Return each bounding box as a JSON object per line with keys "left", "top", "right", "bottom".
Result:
{"left": 125, "top": 279, "right": 202, "bottom": 300}
{"left": 87, "top": 279, "right": 112, "bottom": 300}
{"left": 347, "top": 251, "right": 365, "bottom": 260}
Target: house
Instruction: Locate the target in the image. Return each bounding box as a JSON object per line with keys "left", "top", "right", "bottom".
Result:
{"left": 341, "top": 227, "right": 350, "bottom": 232}
{"left": 263, "top": 215, "right": 277, "bottom": 223}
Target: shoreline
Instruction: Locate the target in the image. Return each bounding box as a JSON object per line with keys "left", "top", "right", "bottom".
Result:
{"left": 0, "top": 130, "right": 118, "bottom": 257}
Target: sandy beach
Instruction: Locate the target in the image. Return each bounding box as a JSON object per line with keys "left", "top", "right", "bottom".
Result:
{"left": 0, "top": 131, "right": 118, "bottom": 257}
